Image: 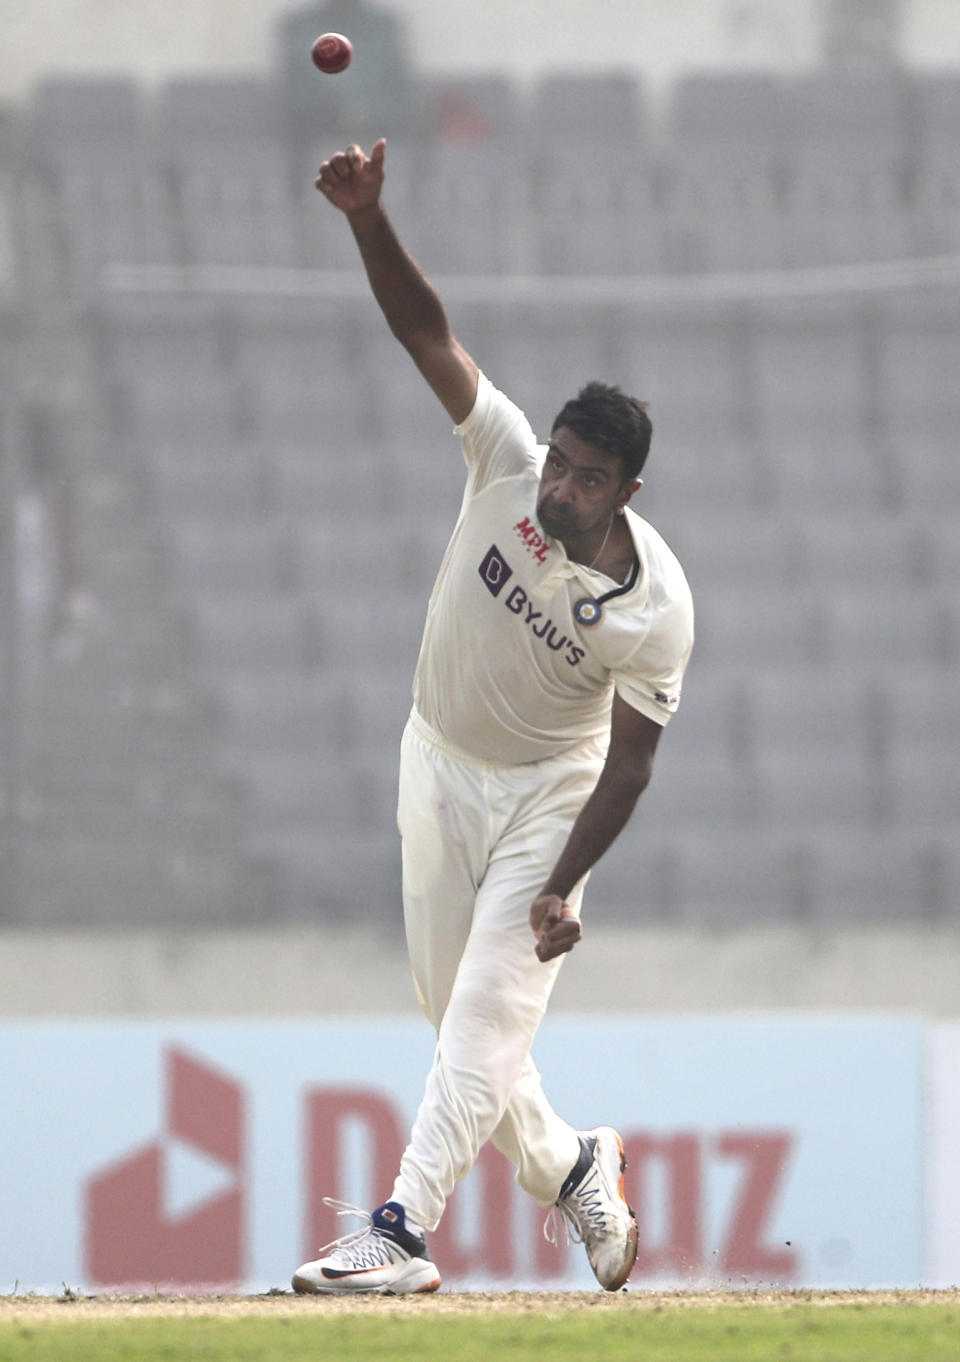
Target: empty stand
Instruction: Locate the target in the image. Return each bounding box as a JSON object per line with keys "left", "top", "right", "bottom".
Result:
{"left": 782, "top": 71, "right": 913, "bottom": 266}
{"left": 155, "top": 76, "right": 305, "bottom": 270}
{"left": 660, "top": 828, "right": 818, "bottom": 924}
{"left": 27, "top": 76, "right": 177, "bottom": 291}
{"left": 748, "top": 671, "right": 876, "bottom": 825}
{"left": 5, "top": 67, "right": 957, "bottom": 930}
{"left": 786, "top": 71, "right": 911, "bottom": 175}
{"left": 874, "top": 291, "right": 960, "bottom": 508}
{"left": 416, "top": 75, "right": 529, "bottom": 274}
{"left": 530, "top": 72, "right": 658, "bottom": 274}
{"left": 804, "top": 829, "right": 948, "bottom": 921}
{"left": 869, "top": 667, "right": 959, "bottom": 829}
{"left": 659, "top": 73, "right": 788, "bottom": 273}
{"left": 912, "top": 72, "right": 960, "bottom": 255}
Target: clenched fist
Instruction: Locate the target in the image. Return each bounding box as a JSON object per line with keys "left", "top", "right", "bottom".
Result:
{"left": 531, "top": 893, "right": 582, "bottom": 963}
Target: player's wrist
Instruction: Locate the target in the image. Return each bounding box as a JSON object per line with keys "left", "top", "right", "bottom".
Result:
{"left": 347, "top": 200, "right": 385, "bottom": 232}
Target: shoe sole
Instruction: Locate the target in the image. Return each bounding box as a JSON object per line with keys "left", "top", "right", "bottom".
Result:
{"left": 600, "top": 1128, "right": 639, "bottom": 1292}
{"left": 291, "top": 1268, "right": 442, "bottom": 1296}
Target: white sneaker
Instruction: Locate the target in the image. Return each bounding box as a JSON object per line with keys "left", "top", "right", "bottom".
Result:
{"left": 545, "top": 1128, "right": 638, "bottom": 1291}
{"left": 292, "top": 1200, "right": 442, "bottom": 1296}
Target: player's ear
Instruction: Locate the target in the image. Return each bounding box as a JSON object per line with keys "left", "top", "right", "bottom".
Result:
{"left": 617, "top": 478, "right": 642, "bottom": 510}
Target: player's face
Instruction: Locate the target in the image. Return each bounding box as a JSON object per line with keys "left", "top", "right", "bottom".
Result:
{"left": 536, "top": 427, "right": 634, "bottom": 546}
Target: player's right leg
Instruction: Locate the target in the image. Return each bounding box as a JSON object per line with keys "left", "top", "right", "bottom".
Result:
{"left": 293, "top": 713, "right": 483, "bottom": 1294}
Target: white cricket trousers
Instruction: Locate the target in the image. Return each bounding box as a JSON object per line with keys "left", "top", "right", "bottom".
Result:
{"left": 391, "top": 709, "right": 607, "bottom": 1232}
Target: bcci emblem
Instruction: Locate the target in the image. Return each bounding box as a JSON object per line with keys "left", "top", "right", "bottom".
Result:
{"left": 573, "top": 597, "right": 603, "bottom": 627}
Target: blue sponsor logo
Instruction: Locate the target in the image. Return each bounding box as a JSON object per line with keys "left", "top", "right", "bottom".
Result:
{"left": 478, "top": 544, "right": 513, "bottom": 597}
{"left": 478, "top": 545, "right": 584, "bottom": 667}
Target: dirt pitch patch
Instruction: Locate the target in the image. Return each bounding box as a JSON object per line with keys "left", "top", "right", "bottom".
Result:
{"left": 2, "top": 1288, "right": 959, "bottom": 1323}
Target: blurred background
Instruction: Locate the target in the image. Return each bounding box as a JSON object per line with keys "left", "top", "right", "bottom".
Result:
{"left": 0, "top": 0, "right": 957, "bottom": 1008}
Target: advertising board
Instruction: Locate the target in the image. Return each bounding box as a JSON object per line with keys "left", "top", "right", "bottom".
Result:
{"left": 0, "top": 1016, "right": 924, "bottom": 1292}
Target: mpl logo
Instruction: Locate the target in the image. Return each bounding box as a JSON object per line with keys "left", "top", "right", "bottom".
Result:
{"left": 84, "top": 1048, "right": 245, "bottom": 1287}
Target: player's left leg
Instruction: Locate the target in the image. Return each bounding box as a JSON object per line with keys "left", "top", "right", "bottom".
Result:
{"left": 483, "top": 745, "right": 638, "bottom": 1291}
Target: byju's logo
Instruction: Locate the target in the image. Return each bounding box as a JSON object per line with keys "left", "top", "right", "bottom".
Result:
{"left": 478, "top": 545, "right": 513, "bottom": 597}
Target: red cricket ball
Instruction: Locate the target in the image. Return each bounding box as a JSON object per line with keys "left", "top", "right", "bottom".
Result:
{"left": 311, "top": 32, "right": 353, "bottom": 74}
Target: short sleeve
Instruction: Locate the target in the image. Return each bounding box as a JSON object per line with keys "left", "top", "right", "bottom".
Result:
{"left": 455, "top": 372, "right": 540, "bottom": 493}
{"left": 612, "top": 587, "right": 694, "bottom": 727}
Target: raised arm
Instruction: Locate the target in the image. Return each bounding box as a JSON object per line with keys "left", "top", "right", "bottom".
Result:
{"left": 316, "top": 139, "right": 479, "bottom": 424}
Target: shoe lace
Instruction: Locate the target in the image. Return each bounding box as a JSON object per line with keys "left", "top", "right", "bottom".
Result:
{"left": 543, "top": 1200, "right": 584, "bottom": 1249}
{"left": 316, "top": 1198, "right": 377, "bottom": 1255}
{"left": 543, "top": 1168, "right": 609, "bottom": 1249}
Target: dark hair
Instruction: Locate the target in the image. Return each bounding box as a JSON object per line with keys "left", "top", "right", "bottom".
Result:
{"left": 551, "top": 381, "right": 652, "bottom": 481}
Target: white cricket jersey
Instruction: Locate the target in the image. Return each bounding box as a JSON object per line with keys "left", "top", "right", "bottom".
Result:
{"left": 412, "top": 373, "right": 694, "bottom": 764}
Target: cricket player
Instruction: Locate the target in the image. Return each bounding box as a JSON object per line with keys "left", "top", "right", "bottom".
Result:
{"left": 292, "top": 139, "right": 694, "bottom": 1295}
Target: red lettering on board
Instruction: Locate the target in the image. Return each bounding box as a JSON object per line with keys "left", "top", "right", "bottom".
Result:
{"left": 304, "top": 1088, "right": 405, "bottom": 1257}
{"left": 432, "top": 1145, "right": 516, "bottom": 1279}
{"left": 716, "top": 1132, "right": 798, "bottom": 1277}
{"left": 625, "top": 1132, "right": 702, "bottom": 1275}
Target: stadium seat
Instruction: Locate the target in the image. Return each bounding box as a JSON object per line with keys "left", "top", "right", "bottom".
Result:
{"left": 781, "top": 72, "right": 912, "bottom": 266}
{"left": 637, "top": 676, "right": 755, "bottom": 832}
{"left": 911, "top": 72, "right": 960, "bottom": 255}
{"left": 784, "top": 71, "right": 911, "bottom": 175}
{"left": 870, "top": 667, "right": 960, "bottom": 831}
{"left": 875, "top": 292, "right": 960, "bottom": 441}
{"left": 665, "top": 828, "right": 818, "bottom": 924}
{"left": 658, "top": 73, "right": 788, "bottom": 272}
{"left": 165, "top": 520, "right": 293, "bottom": 596}
{"left": 422, "top": 73, "right": 522, "bottom": 144}
{"left": 662, "top": 511, "right": 803, "bottom": 595}
{"left": 783, "top": 165, "right": 912, "bottom": 267}
{"left": 532, "top": 70, "right": 645, "bottom": 152}
{"left": 187, "top": 592, "right": 309, "bottom": 676}
{"left": 416, "top": 140, "right": 529, "bottom": 276}
{"left": 806, "top": 829, "right": 944, "bottom": 921}
{"left": 230, "top": 305, "right": 370, "bottom": 444}
{"left": 27, "top": 76, "right": 176, "bottom": 290}
{"left": 308, "top": 588, "right": 424, "bottom": 676}
{"left": 657, "top": 170, "right": 786, "bottom": 274}
{"left": 275, "top": 442, "right": 398, "bottom": 522}
{"left": 748, "top": 671, "right": 876, "bottom": 826}
{"left": 155, "top": 76, "right": 304, "bottom": 270}
{"left": 620, "top": 311, "right": 750, "bottom": 449}
{"left": 217, "top": 672, "right": 356, "bottom": 748}
{"left": 668, "top": 73, "right": 787, "bottom": 173}
{"left": 748, "top": 300, "right": 868, "bottom": 442}
{"left": 97, "top": 296, "right": 233, "bottom": 410}
{"left": 793, "top": 511, "right": 934, "bottom": 587}
{"left": 250, "top": 821, "right": 402, "bottom": 916}
{"left": 823, "top": 583, "right": 952, "bottom": 669}
{"left": 693, "top": 585, "right": 824, "bottom": 671}
{"left": 529, "top": 71, "right": 658, "bottom": 275}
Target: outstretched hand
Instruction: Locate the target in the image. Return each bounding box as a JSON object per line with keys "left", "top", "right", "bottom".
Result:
{"left": 531, "top": 893, "right": 582, "bottom": 963}
{"left": 316, "top": 139, "right": 386, "bottom": 216}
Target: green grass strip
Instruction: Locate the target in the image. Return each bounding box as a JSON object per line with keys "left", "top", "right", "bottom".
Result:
{"left": 2, "top": 1303, "right": 959, "bottom": 1362}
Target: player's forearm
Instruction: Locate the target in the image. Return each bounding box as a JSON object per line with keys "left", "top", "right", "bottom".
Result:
{"left": 541, "top": 761, "right": 652, "bottom": 903}
{"left": 347, "top": 204, "right": 453, "bottom": 356}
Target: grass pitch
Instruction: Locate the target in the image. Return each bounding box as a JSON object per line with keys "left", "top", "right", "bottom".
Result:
{"left": 1, "top": 1290, "right": 958, "bottom": 1361}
